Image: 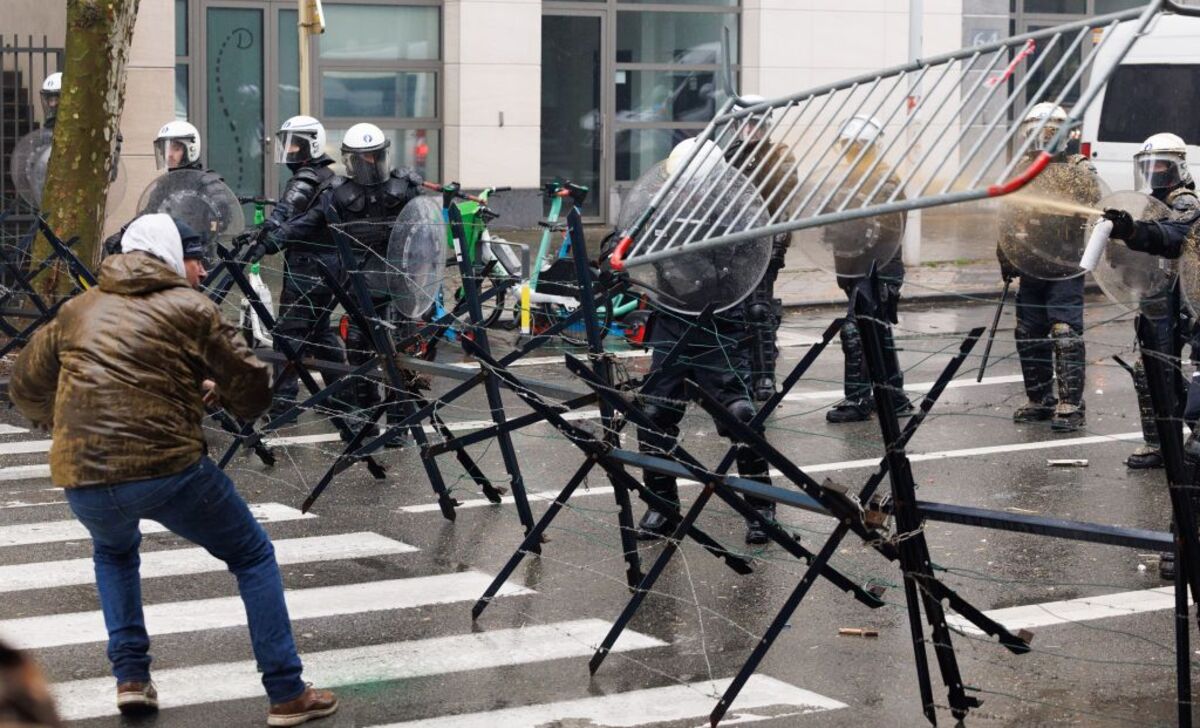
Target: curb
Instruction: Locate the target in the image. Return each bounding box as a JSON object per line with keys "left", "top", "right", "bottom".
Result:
{"left": 779, "top": 283, "right": 1103, "bottom": 311}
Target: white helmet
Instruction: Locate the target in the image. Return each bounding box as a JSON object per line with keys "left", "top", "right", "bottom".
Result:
{"left": 838, "top": 115, "right": 884, "bottom": 146}
{"left": 40, "top": 72, "right": 62, "bottom": 118}
{"left": 1134, "top": 132, "right": 1192, "bottom": 194}
{"left": 154, "top": 120, "right": 202, "bottom": 170}
{"left": 341, "top": 122, "right": 390, "bottom": 185}
{"left": 276, "top": 115, "right": 327, "bottom": 165}
{"left": 1018, "top": 102, "right": 1068, "bottom": 151}
{"left": 666, "top": 137, "right": 724, "bottom": 181}
{"left": 735, "top": 94, "right": 773, "bottom": 136}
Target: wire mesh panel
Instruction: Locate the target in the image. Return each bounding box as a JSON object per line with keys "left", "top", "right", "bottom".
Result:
{"left": 610, "top": 0, "right": 1192, "bottom": 273}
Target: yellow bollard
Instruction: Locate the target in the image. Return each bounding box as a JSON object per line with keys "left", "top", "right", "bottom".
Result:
{"left": 520, "top": 283, "right": 531, "bottom": 335}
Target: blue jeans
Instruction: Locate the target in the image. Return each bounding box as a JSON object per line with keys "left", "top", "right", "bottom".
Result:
{"left": 64, "top": 458, "right": 306, "bottom": 704}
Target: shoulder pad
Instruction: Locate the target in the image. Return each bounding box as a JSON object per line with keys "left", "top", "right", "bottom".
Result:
{"left": 292, "top": 166, "right": 323, "bottom": 186}
{"left": 200, "top": 169, "right": 224, "bottom": 185}
{"left": 382, "top": 175, "right": 416, "bottom": 207}
{"left": 1167, "top": 186, "right": 1199, "bottom": 211}
{"left": 333, "top": 179, "right": 366, "bottom": 213}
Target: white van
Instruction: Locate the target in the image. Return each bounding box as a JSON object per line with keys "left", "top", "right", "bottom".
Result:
{"left": 1079, "top": 12, "right": 1200, "bottom": 193}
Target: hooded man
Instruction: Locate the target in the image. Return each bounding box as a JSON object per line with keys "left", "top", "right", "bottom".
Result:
{"left": 8, "top": 214, "right": 338, "bottom": 726}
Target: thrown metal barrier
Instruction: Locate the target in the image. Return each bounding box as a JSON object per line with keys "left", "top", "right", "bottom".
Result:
{"left": 608, "top": 1, "right": 1200, "bottom": 273}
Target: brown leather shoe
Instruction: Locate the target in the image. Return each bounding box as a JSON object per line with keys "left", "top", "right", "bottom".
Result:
{"left": 116, "top": 680, "right": 158, "bottom": 715}
{"left": 267, "top": 685, "right": 339, "bottom": 727}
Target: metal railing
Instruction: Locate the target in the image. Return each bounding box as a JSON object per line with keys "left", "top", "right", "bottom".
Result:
{"left": 610, "top": 0, "right": 1200, "bottom": 271}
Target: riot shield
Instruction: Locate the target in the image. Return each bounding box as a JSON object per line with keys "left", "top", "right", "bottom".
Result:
{"left": 618, "top": 160, "right": 771, "bottom": 315}
{"left": 10, "top": 128, "right": 53, "bottom": 207}
{"left": 997, "top": 161, "right": 1107, "bottom": 280}
{"left": 387, "top": 195, "right": 446, "bottom": 320}
{"left": 1093, "top": 191, "right": 1175, "bottom": 319}
{"left": 1174, "top": 215, "right": 1200, "bottom": 318}
{"left": 791, "top": 179, "right": 905, "bottom": 279}
{"left": 136, "top": 169, "right": 245, "bottom": 256}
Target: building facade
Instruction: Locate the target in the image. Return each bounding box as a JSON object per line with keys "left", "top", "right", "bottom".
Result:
{"left": 2, "top": 0, "right": 1160, "bottom": 230}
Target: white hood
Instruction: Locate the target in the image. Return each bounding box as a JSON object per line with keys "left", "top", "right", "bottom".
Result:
{"left": 121, "top": 213, "right": 185, "bottom": 279}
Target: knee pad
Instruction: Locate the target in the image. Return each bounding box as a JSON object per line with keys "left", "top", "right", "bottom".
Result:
{"left": 727, "top": 398, "right": 756, "bottom": 425}
{"left": 641, "top": 401, "right": 684, "bottom": 435}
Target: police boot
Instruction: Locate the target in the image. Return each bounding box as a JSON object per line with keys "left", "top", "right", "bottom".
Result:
{"left": 636, "top": 473, "right": 680, "bottom": 541}
{"left": 828, "top": 321, "right": 874, "bottom": 423}
{"left": 1050, "top": 323, "right": 1086, "bottom": 433}
{"left": 753, "top": 376, "right": 776, "bottom": 403}
{"left": 1126, "top": 359, "right": 1164, "bottom": 468}
{"left": 744, "top": 503, "right": 775, "bottom": 545}
{"left": 1160, "top": 550, "right": 1176, "bottom": 581}
{"left": 1014, "top": 325, "right": 1056, "bottom": 422}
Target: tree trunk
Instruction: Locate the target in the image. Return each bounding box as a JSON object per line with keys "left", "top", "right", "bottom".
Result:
{"left": 30, "top": 0, "right": 141, "bottom": 296}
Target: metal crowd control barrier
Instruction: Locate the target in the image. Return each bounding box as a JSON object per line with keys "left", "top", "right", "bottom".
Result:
{"left": 608, "top": 0, "right": 1200, "bottom": 272}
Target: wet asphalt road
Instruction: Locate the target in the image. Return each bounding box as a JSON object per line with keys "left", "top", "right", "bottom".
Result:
{"left": 0, "top": 293, "right": 1194, "bottom": 727}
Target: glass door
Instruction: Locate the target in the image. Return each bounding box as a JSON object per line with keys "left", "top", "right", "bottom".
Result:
{"left": 541, "top": 12, "right": 605, "bottom": 219}
{"left": 200, "top": 3, "right": 266, "bottom": 202}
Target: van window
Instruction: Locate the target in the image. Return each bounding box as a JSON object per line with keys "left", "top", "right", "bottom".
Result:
{"left": 1098, "top": 64, "right": 1200, "bottom": 144}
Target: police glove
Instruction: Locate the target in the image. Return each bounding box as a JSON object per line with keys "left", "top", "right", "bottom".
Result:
{"left": 1103, "top": 208, "right": 1136, "bottom": 241}
{"left": 996, "top": 247, "right": 1018, "bottom": 282}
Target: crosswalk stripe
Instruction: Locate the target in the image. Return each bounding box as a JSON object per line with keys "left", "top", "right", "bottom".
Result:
{"left": 263, "top": 409, "right": 604, "bottom": 447}
{"left": 0, "top": 571, "right": 532, "bottom": 650}
{"left": 0, "top": 464, "right": 51, "bottom": 482}
{"left": 0, "top": 532, "right": 416, "bottom": 594}
{"left": 377, "top": 675, "right": 846, "bottom": 728}
{"left": 396, "top": 431, "right": 1144, "bottom": 514}
{"left": 0, "top": 438, "right": 52, "bottom": 455}
{"left": 949, "top": 586, "right": 1189, "bottom": 635}
{"left": 51, "top": 619, "right": 667, "bottom": 721}
{"left": 0, "top": 502, "right": 314, "bottom": 548}
{"left": 783, "top": 373, "right": 1024, "bottom": 402}
{"left": 0, "top": 424, "right": 30, "bottom": 435}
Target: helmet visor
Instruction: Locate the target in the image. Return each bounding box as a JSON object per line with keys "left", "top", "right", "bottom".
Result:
{"left": 154, "top": 138, "right": 190, "bottom": 170}
{"left": 1134, "top": 152, "right": 1183, "bottom": 193}
{"left": 275, "top": 130, "right": 314, "bottom": 165}
{"left": 40, "top": 91, "right": 59, "bottom": 119}
{"left": 344, "top": 149, "right": 388, "bottom": 186}
{"left": 1019, "top": 119, "right": 1060, "bottom": 151}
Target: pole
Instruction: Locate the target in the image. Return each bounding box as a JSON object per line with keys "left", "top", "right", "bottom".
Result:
{"left": 297, "top": 0, "right": 325, "bottom": 117}
{"left": 903, "top": 0, "right": 923, "bottom": 267}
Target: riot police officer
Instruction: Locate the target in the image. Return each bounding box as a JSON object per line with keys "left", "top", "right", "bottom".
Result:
{"left": 40, "top": 72, "right": 61, "bottom": 129}
{"left": 317, "top": 123, "right": 423, "bottom": 437}
{"left": 1125, "top": 133, "right": 1199, "bottom": 469}
{"left": 826, "top": 115, "right": 911, "bottom": 423}
{"left": 723, "top": 94, "right": 798, "bottom": 402}
{"left": 635, "top": 140, "right": 779, "bottom": 546}
{"left": 1000, "top": 103, "right": 1096, "bottom": 433}
{"left": 257, "top": 115, "right": 347, "bottom": 421}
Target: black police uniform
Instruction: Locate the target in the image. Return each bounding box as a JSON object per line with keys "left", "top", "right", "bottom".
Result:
{"left": 1002, "top": 153, "right": 1094, "bottom": 431}
{"left": 635, "top": 306, "right": 777, "bottom": 544}
{"left": 724, "top": 138, "right": 797, "bottom": 402}
{"left": 321, "top": 168, "right": 423, "bottom": 434}
{"left": 830, "top": 252, "right": 908, "bottom": 421}
{"left": 260, "top": 155, "right": 344, "bottom": 419}
{"left": 1127, "top": 183, "right": 1200, "bottom": 468}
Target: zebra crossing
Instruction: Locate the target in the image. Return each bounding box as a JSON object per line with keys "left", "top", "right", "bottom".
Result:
{"left": 0, "top": 461, "right": 844, "bottom": 727}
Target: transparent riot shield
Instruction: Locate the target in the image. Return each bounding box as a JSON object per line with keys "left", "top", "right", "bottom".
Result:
{"left": 998, "top": 160, "right": 1107, "bottom": 280}
{"left": 618, "top": 159, "right": 770, "bottom": 315}
{"left": 387, "top": 195, "right": 447, "bottom": 320}
{"left": 1093, "top": 191, "right": 1175, "bottom": 319}
{"left": 791, "top": 173, "right": 905, "bottom": 279}
{"left": 10, "top": 128, "right": 53, "bottom": 207}
{"left": 136, "top": 169, "right": 245, "bottom": 256}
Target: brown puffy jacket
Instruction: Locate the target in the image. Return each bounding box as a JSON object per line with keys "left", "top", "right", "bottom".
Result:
{"left": 9, "top": 252, "right": 270, "bottom": 488}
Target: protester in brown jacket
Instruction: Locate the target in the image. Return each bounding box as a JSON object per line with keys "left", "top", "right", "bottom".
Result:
{"left": 9, "top": 214, "right": 338, "bottom": 726}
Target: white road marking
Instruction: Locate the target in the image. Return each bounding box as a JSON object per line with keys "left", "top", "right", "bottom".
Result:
{"left": 0, "top": 502, "right": 313, "bottom": 549}
{"left": 397, "top": 431, "right": 1143, "bottom": 514}
{"left": 0, "top": 571, "right": 532, "bottom": 650}
{"left": 0, "top": 464, "right": 51, "bottom": 482}
{"left": 0, "top": 424, "right": 30, "bottom": 435}
{"left": 0, "top": 438, "right": 52, "bottom": 455}
{"left": 51, "top": 619, "right": 666, "bottom": 721}
{"left": 378, "top": 675, "right": 845, "bottom": 728}
{"left": 949, "top": 586, "right": 1190, "bottom": 636}
{"left": 783, "top": 373, "right": 1025, "bottom": 402}
{"left": 0, "top": 532, "right": 416, "bottom": 594}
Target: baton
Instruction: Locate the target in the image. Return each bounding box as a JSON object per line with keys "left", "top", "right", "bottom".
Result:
{"left": 977, "top": 278, "right": 1011, "bottom": 382}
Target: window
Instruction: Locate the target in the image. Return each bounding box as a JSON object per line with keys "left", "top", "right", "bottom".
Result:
{"left": 1097, "top": 64, "right": 1200, "bottom": 143}
{"left": 317, "top": 3, "right": 442, "bottom": 180}
{"left": 174, "top": 0, "right": 189, "bottom": 120}
{"left": 613, "top": 7, "right": 738, "bottom": 182}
